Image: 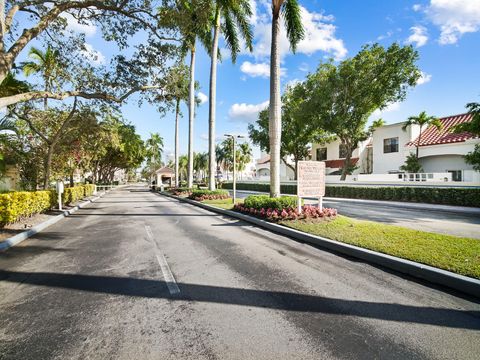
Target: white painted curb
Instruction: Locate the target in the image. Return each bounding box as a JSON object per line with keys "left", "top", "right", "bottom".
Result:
{"left": 0, "top": 191, "right": 107, "bottom": 251}
{"left": 161, "top": 191, "right": 480, "bottom": 299}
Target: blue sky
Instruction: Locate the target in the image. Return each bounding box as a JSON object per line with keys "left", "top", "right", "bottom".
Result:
{"left": 18, "top": 0, "right": 480, "bottom": 161}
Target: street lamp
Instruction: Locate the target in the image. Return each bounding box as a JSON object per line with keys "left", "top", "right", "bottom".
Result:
{"left": 224, "top": 134, "right": 244, "bottom": 204}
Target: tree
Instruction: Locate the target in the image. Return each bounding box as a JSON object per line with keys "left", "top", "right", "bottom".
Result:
{"left": 452, "top": 102, "right": 480, "bottom": 171}
{"left": 400, "top": 153, "right": 423, "bottom": 173}
{"left": 0, "top": 1, "right": 182, "bottom": 107}
{"left": 268, "top": 0, "right": 304, "bottom": 197}
{"left": 145, "top": 133, "right": 164, "bottom": 168}
{"left": 402, "top": 111, "right": 442, "bottom": 159}
{"left": 304, "top": 43, "right": 421, "bottom": 180}
{"left": 207, "top": 0, "right": 253, "bottom": 190}
{"left": 194, "top": 152, "right": 208, "bottom": 182}
{"left": 22, "top": 46, "right": 65, "bottom": 109}
{"left": 216, "top": 138, "right": 252, "bottom": 180}
{"left": 249, "top": 82, "right": 325, "bottom": 179}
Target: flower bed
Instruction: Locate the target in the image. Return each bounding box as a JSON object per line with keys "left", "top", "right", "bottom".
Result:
{"left": 189, "top": 189, "right": 230, "bottom": 201}
{"left": 169, "top": 187, "right": 192, "bottom": 197}
{"left": 234, "top": 203, "right": 337, "bottom": 222}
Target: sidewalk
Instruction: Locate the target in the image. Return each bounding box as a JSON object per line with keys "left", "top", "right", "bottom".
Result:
{"left": 229, "top": 189, "right": 480, "bottom": 215}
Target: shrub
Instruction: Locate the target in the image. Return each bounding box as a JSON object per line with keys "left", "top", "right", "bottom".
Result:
{"left": 0, "top": 190, "right": 55, "bottom": 226}
{"left": 189, "top": 189, "right": 229, "bottom": 201}
{"left": 84, "top": 184, "right": 96, "bottom": 197}
{"left": 224, "top": 182, "right": 480, "bottom": 207}
{"left": 62, "top": 186, "right": 85, "bottom": 205}
{"left": 169, "top": 187, "right": 193, "bottom": 196}
{"left": 243, "top": 195, "right": 298, "bottom": 211}
{"left": 233, "top": 202, "right": 337, "bottom": 222}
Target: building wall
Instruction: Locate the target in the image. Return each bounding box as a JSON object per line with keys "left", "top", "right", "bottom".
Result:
{"left": 372, "top": 122, "right": 419, "bottom": 174}
{"left": 311, "top": 139, "right": 370, "bottom": 174}
{"left": 419, "top": 155, "right": 473, "bottom": 172}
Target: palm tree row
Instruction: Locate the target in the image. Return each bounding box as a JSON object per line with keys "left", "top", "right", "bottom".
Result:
{"left": 169, "top": 0, "right": 303, "bottom": 198}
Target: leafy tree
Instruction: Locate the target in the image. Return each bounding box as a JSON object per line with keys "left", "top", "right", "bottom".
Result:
{"left": 402, "top": 111, "right": 442, "bottom": 159}
{"left": 452, "top": 102, "right": 480, "bottom": 171}
{"left": 0, "top": 72, "right": 30, "bottom": 97}
{"left": 194, "top": 152, "right": 208, "bottom": 182}
{"left": 207, "top": 0, "right": 253, "bottom": 190}
{"left": 304, "top": 43, "right": 420, "bottom": 180}
{"left": 268, "top": 0, "right": 304, "bottom": 197}
{"left": 248, "top": 82, "right": 325, "bottom": 179}
{"left": 400, "top": 153, "right": 423, "bottom": 173}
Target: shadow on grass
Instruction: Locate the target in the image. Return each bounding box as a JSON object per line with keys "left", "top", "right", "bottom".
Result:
{"left": 0, "top": 270, "right": 479, "bottom": 330}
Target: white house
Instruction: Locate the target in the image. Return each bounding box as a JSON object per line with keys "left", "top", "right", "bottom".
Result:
{"left": 311, "top": 139, "right": 371, "bottom": 175}
{"left": 255, "top": 152, "right": 295, "bottom": 181}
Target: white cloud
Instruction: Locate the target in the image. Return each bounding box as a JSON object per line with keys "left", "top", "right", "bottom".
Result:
{"left": 197, "top": 92, "right": 208, "bottom": 105}
{"left": 406, "top": 26, "right": 429, "bottom": 47}
{"left": 425, "top": 0, "right": 480, "bottom": 44}
{"left": 247, "top": 3, "right": 347, "bottom": 61}
{"left": 299, "top": 62, "right": 309, "bottom": 72}
{"left": 240, "top": 61, "right": 286, "bottom": 78}
{"left": 372, "top": 102, "right": 401, "bottom": 118}
{"left": 417, "top": 71, "right": 432, "bottom": 85}
{"left": 61, "top": 12, "right": 97, "bottom": 37}
{"left": 412, "top": 4, "right": 422, "bottom": 12}
{"left": 228, "top": 100, "right": 269, "bottom": 122}
{"left": 81, "top": 43, "right": 105, "bottom": 65}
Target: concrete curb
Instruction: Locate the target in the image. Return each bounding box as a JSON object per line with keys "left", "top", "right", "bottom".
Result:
{"left": 0, "top": 191, "right": 107, "bottom": 252}
{"left": 227, "top": 190, "right": 480, "bottom": 215}
{"left": 161, "top": 191, "right": 480, "bottom": 299}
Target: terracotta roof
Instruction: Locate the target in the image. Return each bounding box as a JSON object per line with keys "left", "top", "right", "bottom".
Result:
{"left": 256, "top": 155, "right": 270, "bottom": 165}
{"left": 155, "top": 166, "right": 174, "bottom": 174}
{"left": 407, "top": 113, "right": 477, "bottom": 147}
{"left": 324, "top": 158, "right": 359, "bottom": 169}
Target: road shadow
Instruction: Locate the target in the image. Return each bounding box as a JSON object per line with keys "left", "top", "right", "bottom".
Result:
{"left": 0, "top": 245, "right": 71, "bottom": 259}
{"left": 70, "top": 213, "right": 221, "bottom": 217}
{"left": 0, "top": 270, "right": 478, "bottom": 330}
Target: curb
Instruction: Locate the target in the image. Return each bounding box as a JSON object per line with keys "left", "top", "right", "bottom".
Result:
{"left": 0, "top": 191, "right": 107, "bottom": 252}
{"left": 161, "top": 191, "right": 480, "bottom": 299}
{"left": 227, "top": 190, "right": 480, "bottom": 215}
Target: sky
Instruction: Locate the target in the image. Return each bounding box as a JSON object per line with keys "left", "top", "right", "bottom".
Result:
{"left": 17, "top": 0, "right": 480, "bottom": 162}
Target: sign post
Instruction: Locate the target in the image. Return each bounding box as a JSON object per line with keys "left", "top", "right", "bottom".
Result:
{"left": 297, "top": 161, "right": 325, "bottom": 213}
{"left": 56, "top": 180, "right": 64, "bottom": 211}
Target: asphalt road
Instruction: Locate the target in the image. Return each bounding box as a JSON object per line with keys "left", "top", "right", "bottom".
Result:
{"left": 1, "top": 185, "right": 479, "bottom": 359}
{"left": 231, "top": 190, "right": 480, "bottom": 239}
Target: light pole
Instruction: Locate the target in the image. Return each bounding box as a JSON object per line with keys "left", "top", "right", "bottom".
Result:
{"left": 224, "top": 134, "right": 244, "bottom": 204}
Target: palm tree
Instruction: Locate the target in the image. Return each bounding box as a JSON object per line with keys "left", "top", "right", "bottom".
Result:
{"left": 194, "top": 152, "right": 208, "bottom": 182}
{"left": 402, "top": 111, "right": 442, "bottom": 158}
{"left": 207, "top": 0, "right": 253, "bottom": 191}
{"left": 268, "top": 0, "right": 304, "bottom": 197}
{"left": 145, "top": 132, "right": 164, "bottom": 168}
{"left": 22, "top": 46, "right": 63, "bottom": 109}
{"left": 236, "top": 142, "right": 252, "bottom": 178}
{"left": 0, "top": 72, "right": 30, "bottom": 98}
{"left": 178, "top": 154, "right": 189, "bottom": 184}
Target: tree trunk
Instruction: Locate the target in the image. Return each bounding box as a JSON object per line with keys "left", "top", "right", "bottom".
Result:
{"left": 43, "top": 143, "right": 54, "bottom": 189}
{"left": 187, "top": 45, "right": 196, "bottom": 188}
{"left": 208, "top": 11, "right": 220, "bottom": 191}
{"left": 69, "top": 172, "right": 74, "bottom": 187}
{"left": 340, "top": 147, "right": 352, "bottom": 181}
{"left": 174, "top": 98, "right": 180, "bottom": 187}
{"left": 269, "top": 10, "right": 281, "bottom": 198}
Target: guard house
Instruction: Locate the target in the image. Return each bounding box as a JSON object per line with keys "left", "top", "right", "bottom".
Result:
{"left": 155, "top": 167, "right": 175, "bottom": 188}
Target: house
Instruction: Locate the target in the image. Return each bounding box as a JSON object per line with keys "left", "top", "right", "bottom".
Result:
{"left": 255, "top": 153, "right": 295, "bottom": 181}
{"left": 373, "top": 112, "right": 479, "bottom": 182}
{"left": 155, "top": 166, "right": 174, "bottom": 187}
{"left": 311, "top": 139, "right": 372, "bottom": 175}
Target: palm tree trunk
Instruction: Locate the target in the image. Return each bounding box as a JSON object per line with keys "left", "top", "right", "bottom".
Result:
{"left": 174, "top": 98, "right": 180, "bottom": 187}
{"left": 269, "top": 10, "right": 281, "bottom": 198}
{"left": 187, "top": 45, "right": 196, "bottom": 188}
{"left": 208, "top": 10, "right": 221, "bottom": 191}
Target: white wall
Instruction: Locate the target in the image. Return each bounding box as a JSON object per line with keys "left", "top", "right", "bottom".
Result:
{"left": 419, "top": 155, "right": 473, "bottom": 172}
{"left": 311, "top": 139, "right": 370, "bottom": 174}
{"left": 372, "top": 122, "right": 418, "bottom": 174}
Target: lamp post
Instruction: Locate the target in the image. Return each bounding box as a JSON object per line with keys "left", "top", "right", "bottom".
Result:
{"left": 224, "top": 134, "right": 244, "bottom": 204}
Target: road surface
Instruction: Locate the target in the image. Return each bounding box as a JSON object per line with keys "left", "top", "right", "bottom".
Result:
{"left": 1, "top": 185, "right": 479, "bottom": 359}
{"left": 231, "top": 190, "right": 480, "bottom": 239}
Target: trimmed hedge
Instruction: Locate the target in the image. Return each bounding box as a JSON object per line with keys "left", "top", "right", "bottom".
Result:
{"left": 62, "top": 184, "right": 96, "bottom": 205}
{"left": 243, "top": 195, "right": 298, "bottom": 211}
{"left": 189, "top": 189, "right": 229, "bottom": 201}
{"left": 223, "top": 182, "right": 480, "bottom": 207}
{"left": 0, "top": 190, "right": 56, "bottom": 225}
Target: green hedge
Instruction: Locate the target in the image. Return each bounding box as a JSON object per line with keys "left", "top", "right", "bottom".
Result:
{"left": 62, "top": 184, "right": 95, "bottom": 205}
{"left": 0, "top": 190, "right": 56, "bottom": 225}
{"left": 223, "top": 182, "right": 480, "bottom": 207}
{"left": 243, "top": 195, "right": 298, "bottom": 210}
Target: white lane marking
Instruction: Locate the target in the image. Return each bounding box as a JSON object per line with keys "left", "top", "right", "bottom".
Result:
{"left": 145, "top": 225, "right": 180, "bottom": 295}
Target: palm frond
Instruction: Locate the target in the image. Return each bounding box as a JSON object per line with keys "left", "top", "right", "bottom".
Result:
{"left": 282, "top": 0, "right": 305, "bottom": 53}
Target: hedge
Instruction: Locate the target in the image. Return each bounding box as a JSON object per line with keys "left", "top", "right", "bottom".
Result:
{"left": 0, "top": 184, "right": 97, "bottom": 226}
{"left": 0, "top": 190, "right": 56, "bottom": 225}
{"left": 189, "top": 189, "right": 229, "bottom": 201}
{"left": 243, "top": 195, "right": 298, "bottom": 210}
{"left": 223, "top": 182, "right": 480, "bottom": 207}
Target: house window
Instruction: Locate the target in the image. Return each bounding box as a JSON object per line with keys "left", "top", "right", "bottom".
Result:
{"left": 339, "top": 144, "right": 348, "bottom": 158}
{"left": 448, "top": 170, "right": 462, "bottom": 182}
{"left": 383, "top": 137, "right": 399, "bottom": 153}
{"left": 316, "top": 147, "right": 327, "bottom": 161}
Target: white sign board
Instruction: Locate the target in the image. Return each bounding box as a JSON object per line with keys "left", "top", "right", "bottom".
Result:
{"left": 297, "top": 161, "right": 325, "bottom": 198}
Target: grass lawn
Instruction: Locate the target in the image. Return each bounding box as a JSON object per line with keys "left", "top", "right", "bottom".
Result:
{"left": 201, "top": 198, "right": 239, "bottom": 210}
{"left": 281, "top": 215, "right": 480, "bottom": 279}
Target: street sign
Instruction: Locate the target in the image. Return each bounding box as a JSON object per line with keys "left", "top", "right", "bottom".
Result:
{"left": 297, "top": 161, "right": 325, "bottom": 197}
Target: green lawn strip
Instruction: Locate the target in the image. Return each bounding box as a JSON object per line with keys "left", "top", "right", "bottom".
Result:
{"left": 281, "top": 215, "right": 480, "bottom": 279}
{"left": 201, "top": 198, "right": 239, "bottom": 210}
